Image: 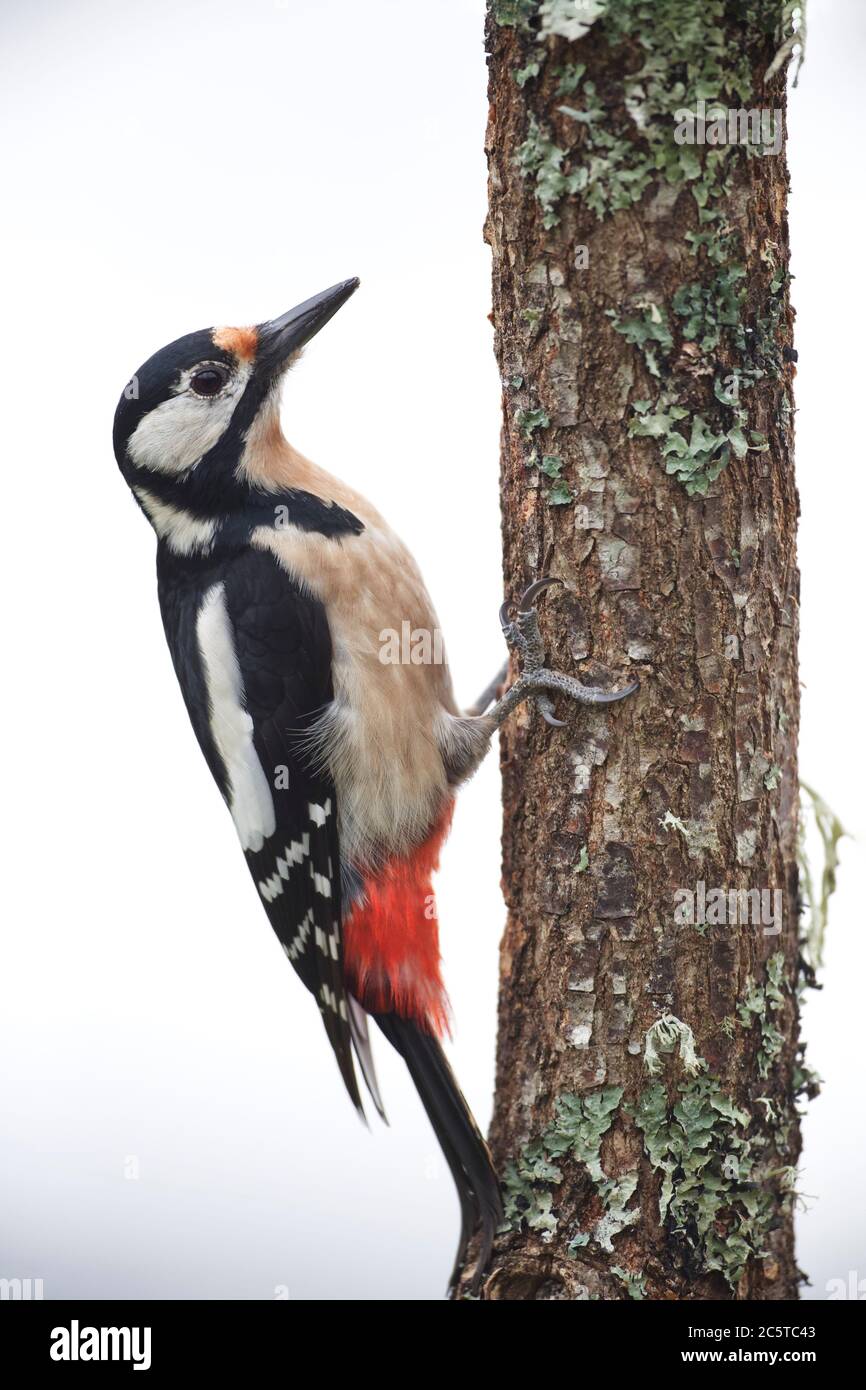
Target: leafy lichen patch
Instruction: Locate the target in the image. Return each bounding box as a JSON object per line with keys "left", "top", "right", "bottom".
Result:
{"left": 612, "top": 1264, "right": 648, "bottom": 1299}
{"left": 501, "top": 0, "right": 797, "bottom": 496}
{"left": 631, "top": 1077, "right": 779, "bottom": 1287}
{"left": 737, "top": 951, "right": 786, "bottom": 1080}
{"left": 502, "top": 1086, "right": 639, "bottom": 1252}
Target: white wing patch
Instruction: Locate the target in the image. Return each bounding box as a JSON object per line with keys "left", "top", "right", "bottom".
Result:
{"left": 196, "top": 582, "right": 276, "bottom": 853}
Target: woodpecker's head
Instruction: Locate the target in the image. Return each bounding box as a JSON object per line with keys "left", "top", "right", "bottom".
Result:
{"left": 113, "top": 278, "right": 359, "bottom": 534}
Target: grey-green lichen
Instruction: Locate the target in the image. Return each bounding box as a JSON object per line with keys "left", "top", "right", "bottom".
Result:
{"left": 506, "top": 1, "right": 795, "bottom": 227}
{"left": 643, "top": 1013, "right": 706, "bottom": 1078}
{"left": 672, "top": 265, "right": 747, "bottom": 353}
{"left": 491, "top": 0, "right": 538, "bottom": 30}
{"left": 737, "top": 952, "right": 786, "bottom": 1079}
{"left": 516, "top": 115, "right": 585, "bottom": 230}
{"left": 611, "top": 1265, "right": 648, "bottom": 1299}
{"left": 515, "top": 52, "right": 544, "bottom": 87}
{"left": 628, "top": 397, "right": 767, "bottom": 498}
{"left": 792, "top": 1048, "right": 822, "bottom": 1104}
{"left": 606, "top": 301, "right": 672, "bottom": 379}
{"left": 501, "top": 1139, "right": 561, "bottom": 1236}
{"left": 619, "top": 258, "right": 775, "bottom": 496}
{"left": 498, "top": 0, "right": 798, "bottom": 496}
{"left": 590, "top": 1168, "right": 640, "bottom": 1251}
{"left": 502, "top": 1087, "right": 638, "bottom": 1250}
{"left": 659, "top": 809, "right": 689, "bottom": 838}
{"left": 516, "top": 404, "right": 551, "bottom": 438}
{"left": 527, "top": 449, "right": 574, "bottom": 505}
{"left": 503, "top": 1036, "right": 793, "bottom": 1287}
{"left": 630, "top": 1078, "right": 778, "bottom": 1288}
{"left": 538, "top": 0, "right": 606, "bottom": 44}
{"left": 515, "top": 400, "right": 577, "bottom": 505}
{"left": 767, "top": 2, "right": 807, "bottom": 85}
{"left": 798, "top": 781, "right": 847, "bottom": 971}
{"left": 789, "top": 780, "right": 845, "bottom": 1111}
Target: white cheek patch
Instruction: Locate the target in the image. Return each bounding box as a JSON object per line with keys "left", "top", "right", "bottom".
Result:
{"left": 196, "top": 582, "right": 276, "bottom": 853}
{"left": 128, "top": 363, "right": 251, "bottom": 475}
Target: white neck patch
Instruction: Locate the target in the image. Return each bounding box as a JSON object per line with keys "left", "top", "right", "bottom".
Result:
{"left": 196, "top": 582, "right": 276, "bottom": 853}
{"left": 133, "top": 488, "right": 218, "bottom": 555}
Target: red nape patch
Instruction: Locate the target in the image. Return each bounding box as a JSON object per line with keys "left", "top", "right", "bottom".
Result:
{"left": 343, "top": 803, "right": 455, "bottom": 1036}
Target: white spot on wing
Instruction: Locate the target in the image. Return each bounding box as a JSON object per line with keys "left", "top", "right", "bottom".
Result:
{"left": 197, "top": 583, "right": 276, "bottom": 853}
{"left": 310, "top": 865, "right": 332, "bottom": 899}
{"left": 257, "top": 836, "right": 310, "bottom": 901}
{"left": 259, "top": 872, "right": 282, "bottom": 904}
{"left": 283, "top": 908, "right": 314, "bottom": 961}
{"left": 320, "top": 984, "right": 339, "bottom": 1014}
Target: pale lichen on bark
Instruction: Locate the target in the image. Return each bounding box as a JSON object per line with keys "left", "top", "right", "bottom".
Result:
{"left": 460, "top": 0, "right": 805, "bottom": 1301}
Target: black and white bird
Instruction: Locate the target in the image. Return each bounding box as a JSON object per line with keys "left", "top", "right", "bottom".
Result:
{"left": 112, "top": 279, "right": 637, "bottom": 1292}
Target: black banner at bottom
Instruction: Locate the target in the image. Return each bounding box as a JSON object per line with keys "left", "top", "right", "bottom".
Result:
{"left": 2, "top": 1296, "right": 856, "bottom": 1374}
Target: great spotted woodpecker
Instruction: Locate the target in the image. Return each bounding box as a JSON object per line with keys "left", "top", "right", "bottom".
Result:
{"left": 112, "top": 278, "right": 637, "bottom": 1292}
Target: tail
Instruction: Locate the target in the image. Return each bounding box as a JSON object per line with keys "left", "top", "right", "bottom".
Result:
{"left": 374, "top": 1011, "right": 502, "bottom": 1296}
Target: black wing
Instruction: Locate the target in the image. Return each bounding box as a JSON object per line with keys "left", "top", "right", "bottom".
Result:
{"left": 158, "top": 544, "right": 362, "bottom": 1112}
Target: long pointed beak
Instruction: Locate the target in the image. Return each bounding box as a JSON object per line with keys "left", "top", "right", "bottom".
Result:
{"left": 257, "top": 277, "right": 359, "bottom": 375}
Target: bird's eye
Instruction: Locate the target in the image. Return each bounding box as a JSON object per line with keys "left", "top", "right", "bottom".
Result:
{"left": 190, "top": 366, "right": 228, "bottom": 397}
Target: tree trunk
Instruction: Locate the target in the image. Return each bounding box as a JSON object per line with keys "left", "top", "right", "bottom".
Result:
{"left": 461, "top": 1, "right": 803, "bottom": 1301}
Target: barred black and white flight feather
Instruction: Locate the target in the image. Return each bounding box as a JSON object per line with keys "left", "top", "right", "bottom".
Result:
{"left": 158, "top": 542, "right": 376, "bottom": 1115}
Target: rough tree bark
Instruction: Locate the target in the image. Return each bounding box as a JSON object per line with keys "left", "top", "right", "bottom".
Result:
{"left": 459, "top": 2, "right": 805, "bottom": 1301}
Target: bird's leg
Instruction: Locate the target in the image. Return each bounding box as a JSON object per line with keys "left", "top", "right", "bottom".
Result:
{"left": 464, "top": 661, "right": 509, "bottom": 718}
{"left": 487, "top": 577, "right": 639, "bottom": 728}
{"left": 447, "top": 578, "right": 637, "bottom": 788}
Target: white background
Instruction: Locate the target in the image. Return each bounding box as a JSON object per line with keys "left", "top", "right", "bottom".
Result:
{"left": 0, "top": 0, "right": 862, "bottom": 1300}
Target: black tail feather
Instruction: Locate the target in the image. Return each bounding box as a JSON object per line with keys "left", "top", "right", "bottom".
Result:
{"left": 374, "top": 1011, "right": 502, "bottom": 1295}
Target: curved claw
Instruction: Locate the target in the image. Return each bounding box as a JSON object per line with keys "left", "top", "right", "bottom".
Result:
{"left": 518, "top": 576, "right": 563, "bottom": 613}
{"left": 499, "top": 599, "right": 515, "bottom": 632}
{"left": 586, "top": 680, "right": 640, "bottom": 704}
{"left": 537, "top": 695, "right": 566, "bottom": 727}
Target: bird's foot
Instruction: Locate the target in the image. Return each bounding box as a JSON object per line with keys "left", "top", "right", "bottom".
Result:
{"left": 489, "top": 577, "right": 639, "bottom": 728}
